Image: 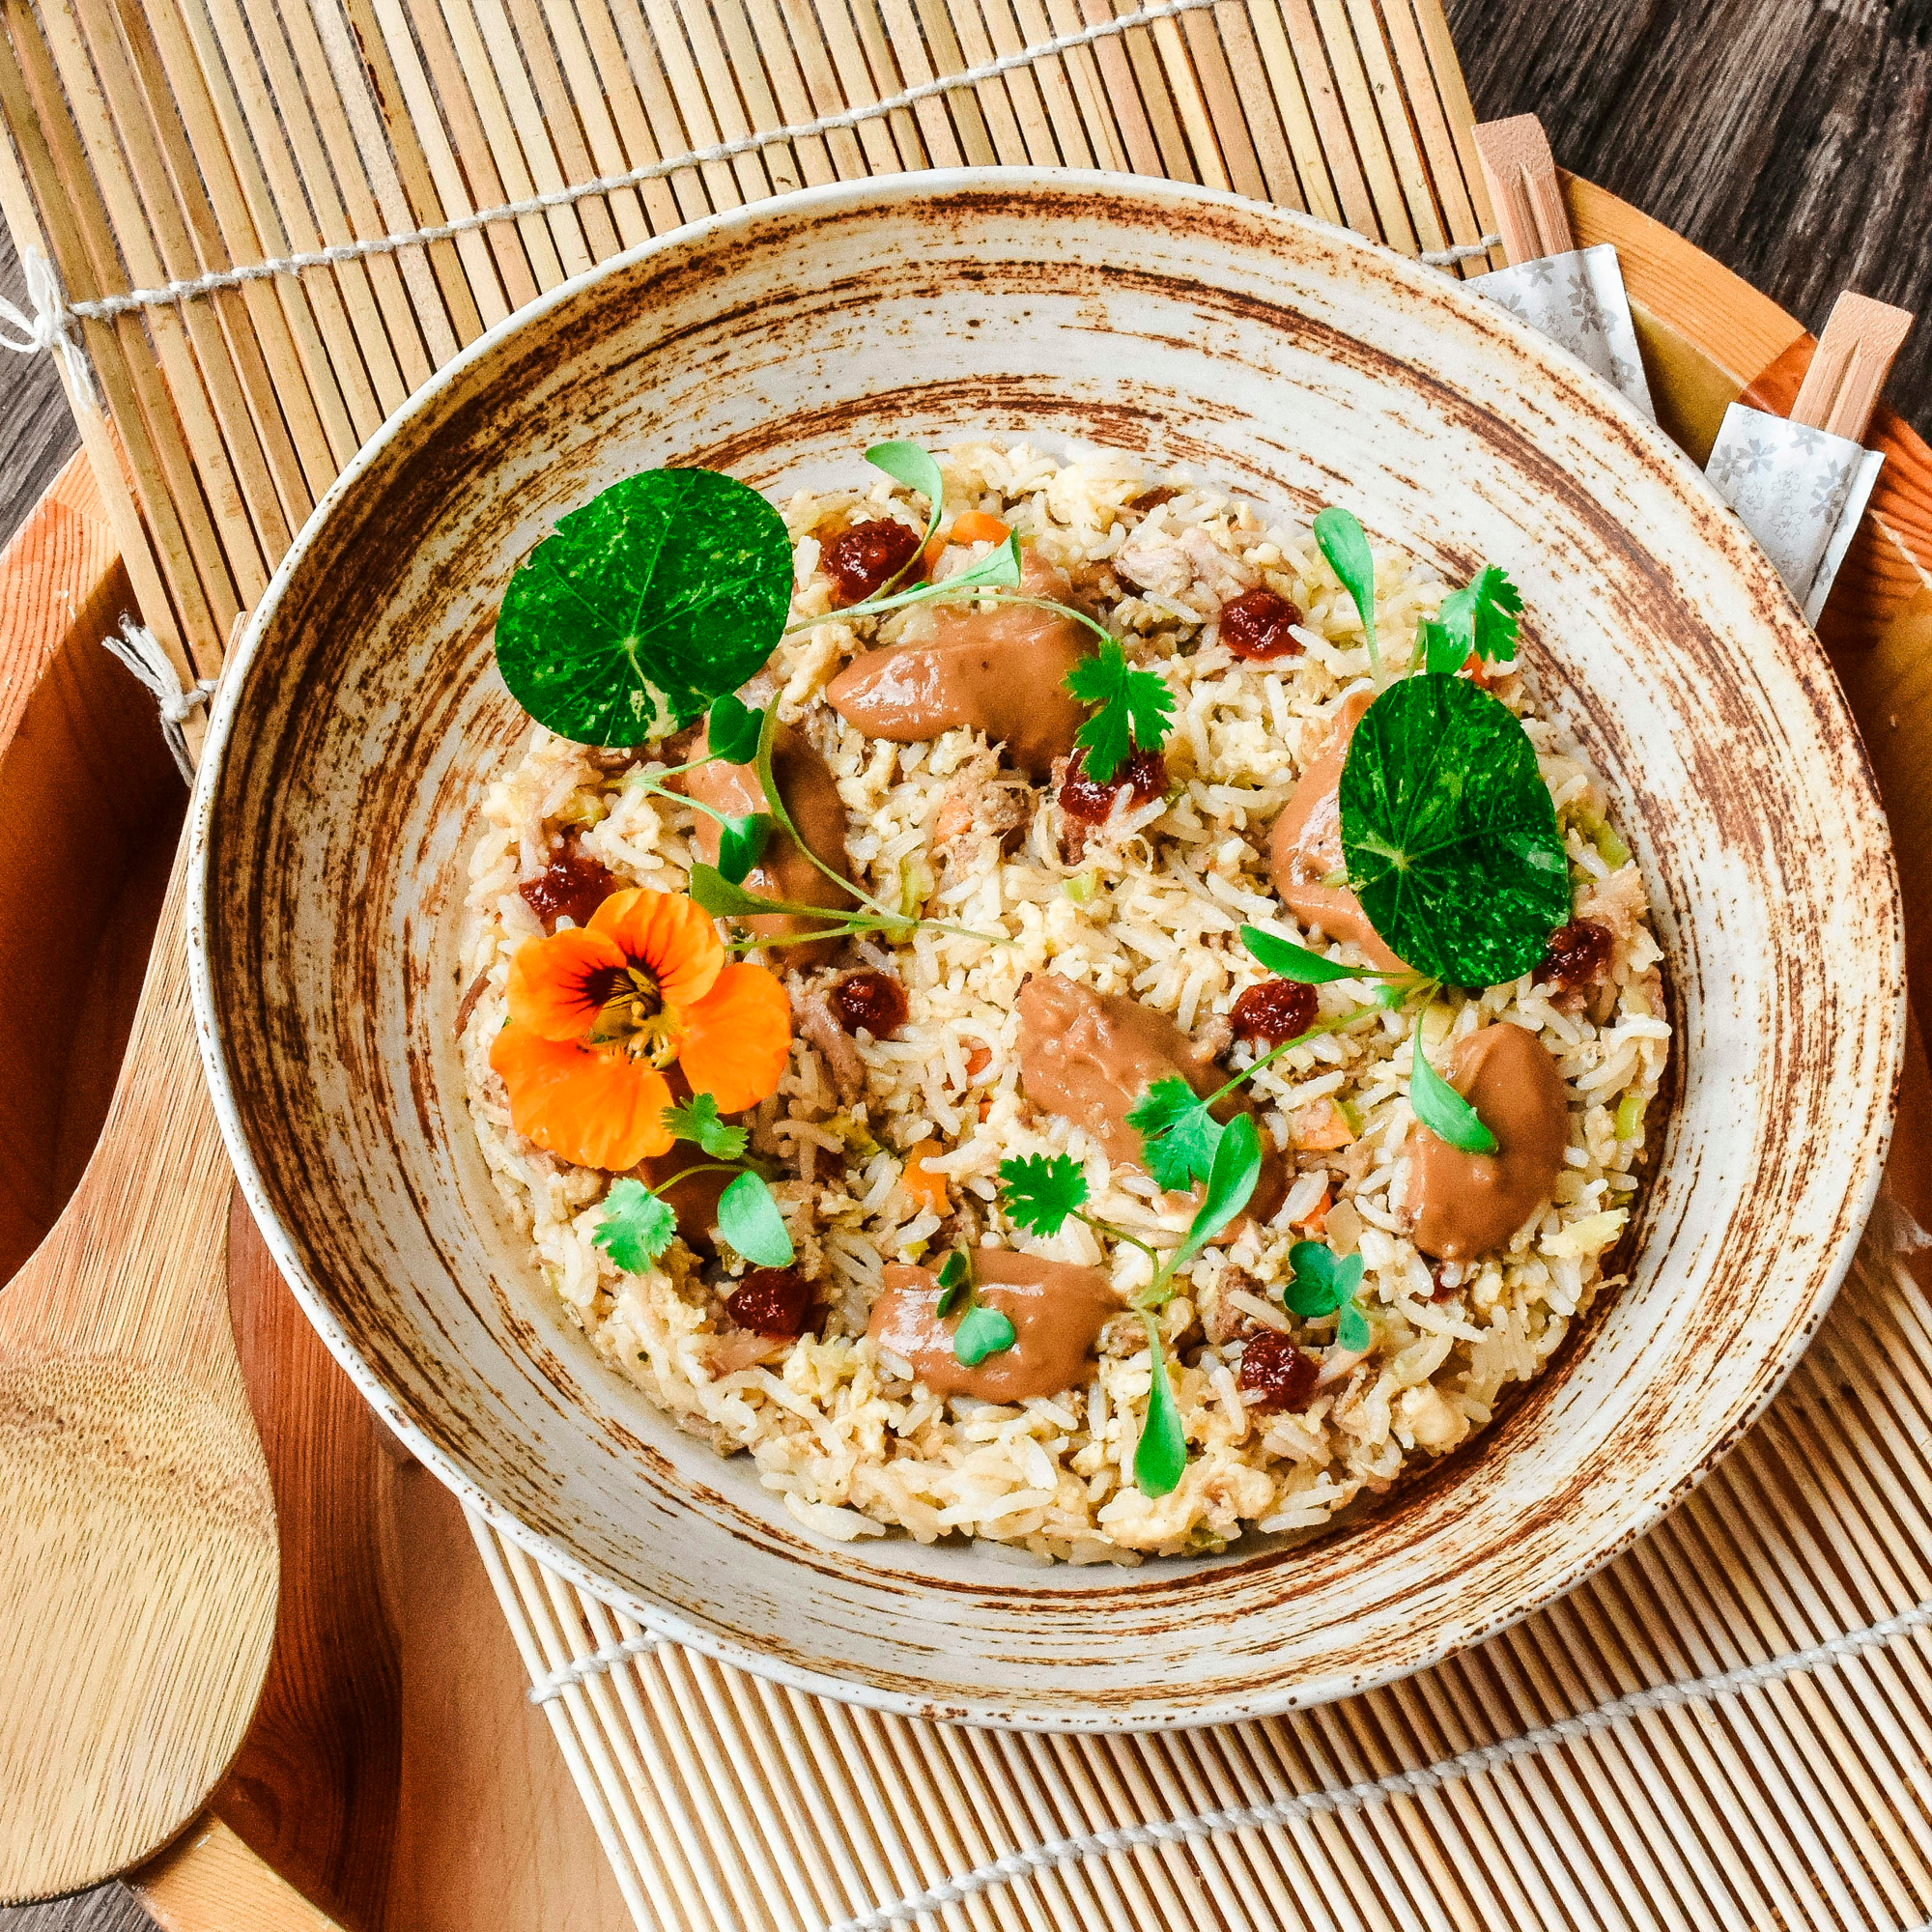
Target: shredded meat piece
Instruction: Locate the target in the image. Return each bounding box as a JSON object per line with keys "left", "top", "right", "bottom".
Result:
{"left": 585, "top": 745, "right": 642, "bottom": 773}
{"left": 455, "top": 968, "right": 491, "bottom": 1036}
{"left": 1576, "top": 865, "right": 1646, "bottom": 954}
{"left": 933, "top": 774, "right": 1032, "bottom": 867}
{"left": 1203, "top": 1267, "right": 1259, "bottom": 1344}
{"left": 800, "top": 987, "right": 866, "bottom": 1104}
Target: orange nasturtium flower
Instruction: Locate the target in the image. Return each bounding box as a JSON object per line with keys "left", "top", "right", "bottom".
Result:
{"left": 491, "top": 888, "right": 791, "bottom": 1171}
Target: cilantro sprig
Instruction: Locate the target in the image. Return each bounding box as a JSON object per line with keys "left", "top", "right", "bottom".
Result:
{"left": 1419, "top": 564, "right": 1522, "bottom": 675}
{"left": 661, "top": 1092, "right": 748, "bottom": 1159}
{"left": 1065, "top": 639, "right": 1176, "bottom": 786}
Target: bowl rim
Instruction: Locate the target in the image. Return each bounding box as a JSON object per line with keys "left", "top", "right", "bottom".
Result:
{"left": 187, "top": 164, "right": 1905, "bottom": 1730}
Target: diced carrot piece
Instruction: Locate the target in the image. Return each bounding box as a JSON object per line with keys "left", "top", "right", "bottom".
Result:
{"left": 950, "top": 510, "right": 1011, "bottom": 547}
{"left": 921, "top": 531, "right": 949, "bottom": 575}
{"left": 1292, "top": 1100, "right": 1355, "bottom": 1151}
{"left": 901, "top": 1139, "right": 950, "bottom": 1212}
{"left": 1291, "top": 1184, "right": 1330, "bottom": 1233}
{"left": 963, "top": 1042, "right": 992, "bottom": 1079}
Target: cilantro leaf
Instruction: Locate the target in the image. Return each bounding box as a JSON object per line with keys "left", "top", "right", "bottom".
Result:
{"left": 496, "top": 469, "right": 792, "bottom": 746}
{"left": 1313, "top": 507, "right": 1377, "bottom": 670}
{"left": 1126, "top": 1076, "right": 1224, "bottom": 1191}
{"left": 716, "top": 810, "right": 772, "bottom": 885}
{"left": 1339, "top": 674, "right": 1570, "bottom": 987}
{"left": 717, "top": 1171, "right": 794, "bottom": 1265}
{"left": 706, "top": 691, "right": 764, "bottom": 764}
{"left": 1439, "top": 565, "right": 1522, "bottom": 665}
{"left": 1134, "top": 1326, "right": 1188, "bottom": 1496}
{"left": 1065, "top": 639, "right": 1175, "bottom": 785}
{"left": 1407, "top": 1021, "right": 1498, "bottom": 1153}
{"left": 998, "top": 1153, "right": 1089, "bottom": 1237}
{"left": 593, "top": 1178, "right": 677, "bottom": 1273}
{"left": 953, "top": 1304, "right": 1017, "bottom": 1366}
{"left": 1283, "top": 1239, "right": 1364, "bottom": 1318}
{"left": 660, "top": 1093, "right": 748, "bottom": 1159}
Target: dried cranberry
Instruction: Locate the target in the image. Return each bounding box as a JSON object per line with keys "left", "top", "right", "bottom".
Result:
{"left": 1230, "top": 979, "right": 1319, "bottom": 1047}
{"left": 519, "top": 836, "right": 617, "bottom": 933}
{"left": 831, "top": 970, "right": 909, "bottom": 1038}
{"left": 1430, "top": 1264, "right": 1457, "bottom": 1303}
{"left": 1057, "top": 748, "right": 1169, "bottom": 824}
{"left": 725, "top": 1268, "right": 814, "bottom": 1338}
{"left": 1238, "top": 1330, "right": 1319, "bottom": 1412}
{"left": 823, "top": 519, "right": 923, "bottom": 607}
{"left": 1218, "top": 587, "right": 1304, "bottom": 662}
{"left": 1534, "top": 918, "right": 1613, "bottom": 992}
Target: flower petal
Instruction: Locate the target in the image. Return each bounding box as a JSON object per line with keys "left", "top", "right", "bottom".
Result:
{"left": 505, "top": 927, "right": 626, "bottom": 1041}
{"left": 590, "top": 889, "right": 724, "bottom": 1008}
{"left": 677, "top": 964, "right": 792, "bottom": 1113}
{"left": 490, "top": 1022, "right": 674, "bottom": 1169}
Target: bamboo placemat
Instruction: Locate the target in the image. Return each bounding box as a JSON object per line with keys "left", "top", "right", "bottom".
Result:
{"left": 5, "top": 3, "right": 1931, "bottom": 1926}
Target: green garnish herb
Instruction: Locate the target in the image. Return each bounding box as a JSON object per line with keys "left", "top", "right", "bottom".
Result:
{"left": 705, "top": 690, "right": 765, "bottom": 764}
{"left": 717, "top": 1170, "right": 794, "bottom": 1266}
{"left": 1125, "top": 1075, "right": 1226, "bottom": 1192}
{"left": 716, "top": 811, "right": 772, "bottom": 885}
{"left": 1283, "top": 1240, "right": 1372, "bottom": 1351}
{"left": 1339, "top": 673, "right": 1571, "bottom": 987}
{"left": 1313, "top": 506, "right": 1378, "bottom": 672}
{"left": 496, "top": 469, "right": 793, "bottom": 746}
{"left": 1238, "top": 923, "right": 1406, "bottom": 986}
{"left": 593, "top": 1178, "right": 678, "bottom": 1272}
{"left": 1421, "top": 563, "right": 1522, "bottom": 675}
{"left": 811, "top": 530, "right": 1023, "bottom": 630}
{"left": 953, "top": 1304, "right": 1018, "bottom": 1366}
{"left": 1064, "top": 639, "right": 1176, "bottom": 786}
{"left": 935, "top": 1245, "right": 972, "bottom": 1317}
{"left": 1134, "top": 1321, "right": 1188, "bottom": 1496}
{"left": 660, "top": 1093, "right": 748, "bottom": 1159}
{"left": 997, "top": 1153, "right": 1089, "bottom": 1237}
{"left": 1407, "top": 1020, "right": 1498, "bottom": 1154}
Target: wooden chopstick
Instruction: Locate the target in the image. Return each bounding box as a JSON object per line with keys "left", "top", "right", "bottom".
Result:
{"left": 1471, "top": 113, "right": 1576, "bottom": 265}
{"left": 1787, "top": 291, "right": 1914, "bottom": 442}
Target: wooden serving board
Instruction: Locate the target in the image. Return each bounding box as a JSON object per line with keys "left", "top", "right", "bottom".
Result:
{"left": 2, "top": 179, "right": 1929, "bottom": 1932}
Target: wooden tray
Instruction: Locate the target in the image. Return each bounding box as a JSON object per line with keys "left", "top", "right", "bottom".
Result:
{"left": 3, "top": 178, "right": 1928, "bottom": 1932}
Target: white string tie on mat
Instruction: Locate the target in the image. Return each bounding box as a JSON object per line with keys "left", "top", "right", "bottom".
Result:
{"left": 827, "top": 1591, "right": 1932, "bottom": 1932}
{"left": 101, "top": 617, "right": 217, "bottom": 783}
{"left": 0, "top": 247, "right": 95, "bottom": 404}
{"left": 0, "top": 0, "right": 1496, "bottom": 336}
{"left": 526, "top": 1628, "right": 664, "bottom": 1705}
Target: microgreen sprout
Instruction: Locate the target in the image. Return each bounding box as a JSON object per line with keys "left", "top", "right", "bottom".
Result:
{"left": 594, "top": 1163, "right": 792, "bottom": 1271}
{"left": 1407, "top": 1020, "right": 1498, "bottom": 1154}
{"left": 1282, "top": 1240, "right": 1372, "bottom": 1352}
{"left": 1313, "top": 506, "right": 1378, "bottom": 673}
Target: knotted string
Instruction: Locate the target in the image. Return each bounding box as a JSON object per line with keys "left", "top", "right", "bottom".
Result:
{"left": 0, "top": 247, "right": 95, "bottom": 405}
{"left": 100, "top": 616, "right": 216, "bottom": 783}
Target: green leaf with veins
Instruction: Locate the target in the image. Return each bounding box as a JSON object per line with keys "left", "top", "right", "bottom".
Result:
{"left": 998, "top": 1153, "right": 1089, "bottom": 1237}
{"left": 1313, "top": 506, "right": 1377, "bottom": 670}
{"left": 1240, "top": 923, "right": 1397, "bottom": 985}
{"left": 717, "top": 1171, "right": 794, "bottom": 1266}
{"left": 1407, "top": 1019, "right": 1498, "bottom": 1153}
{"left": 1126, "top": 1076, "right": 1224, "bottom": 1192}
{"left": 1440, "top": 564, "right": 1522, "bottom": 664}
{"left": 593, "top": 1179, "right": 677, "bottom": 1273}
{"left": 953, "top": 1304, "right": 1017, "bottom": 1366}
{"left": 1339, "top": 673, "right": 1570, "bottom": 987}
{"left": 1282, "top": 1239, "right": 1364, "bottom": 1318}
{"left": 660, "top": 1093, "right": 747, "bottom": 1160}
{"left": 1134, "top": 1324, "right": 1188, "bottom": 1496}
{"left": 705, "top": 691, "right": 764, "bottom": 765}
{"left": 1065, "top": 639, "right": 1175, "bottom": 785}
{"left": 495, "top": 469, "right": 792, "bottom": 746}
{"left": 716, "top": 810, "right": 772, "bottom": 885}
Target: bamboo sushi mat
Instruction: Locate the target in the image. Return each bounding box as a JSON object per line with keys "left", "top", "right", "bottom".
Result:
{"left": 6, "top": 0, "right": 1932, "bottom": 1924}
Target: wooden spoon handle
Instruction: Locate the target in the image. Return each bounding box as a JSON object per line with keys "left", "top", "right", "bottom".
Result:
{"left": 0, "top": 823, "right": 235, "bottom": 1369}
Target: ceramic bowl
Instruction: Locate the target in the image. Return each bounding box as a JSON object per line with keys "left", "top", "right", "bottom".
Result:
{"left": 190, "top": 171, "right": 1902, "bottom": 1729}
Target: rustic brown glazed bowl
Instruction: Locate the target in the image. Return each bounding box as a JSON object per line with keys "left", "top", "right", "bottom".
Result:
{"left": 190, "top": 172, "right": 1902, "bottom": 1729}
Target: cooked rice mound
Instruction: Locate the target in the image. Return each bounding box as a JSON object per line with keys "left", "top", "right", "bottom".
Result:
{"left": 460, "top": 441, "right": 1669, "bottom": 1564}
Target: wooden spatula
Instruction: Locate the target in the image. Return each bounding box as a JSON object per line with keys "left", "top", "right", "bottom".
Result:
{"left": 0, "top": 826, "right": 277, "bottom": 1902}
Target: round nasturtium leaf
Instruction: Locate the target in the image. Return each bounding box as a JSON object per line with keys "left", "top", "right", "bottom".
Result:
{"left": 494, "top": 468, "right": 792, "bottom": 747}
{"left": 1339, "top": 673, "right": 1571, "bottom": 988}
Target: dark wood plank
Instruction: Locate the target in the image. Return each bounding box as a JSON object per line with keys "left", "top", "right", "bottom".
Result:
{"left": 1448, "top": 0, "right": 1932, "bottom": 437}
{"left": 0, "top": 220, "right": 79, "bottom": 550}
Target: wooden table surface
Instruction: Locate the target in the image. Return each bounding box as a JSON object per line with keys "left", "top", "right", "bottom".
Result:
{"left": 4, "top": 1, "right": 1930, "bottom": 1925}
